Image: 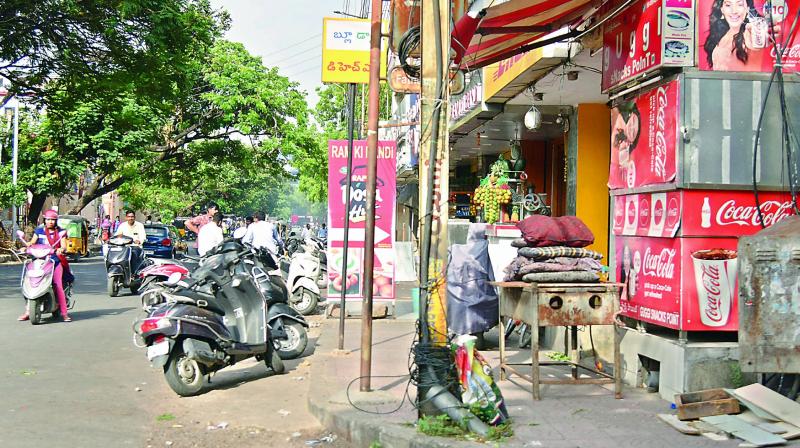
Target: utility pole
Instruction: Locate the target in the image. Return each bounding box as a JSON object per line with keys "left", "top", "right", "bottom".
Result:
{"left": 359, "top": 0, "right": 382, "bottom": 392}
{"left": 12, "top": 99, "right": 19, "bottom": 235}
{"left": 418, "top": 0, "right": 451, "bottom": 346}
{"left": 338, "top": 83, "right": 357, "bottom": 351}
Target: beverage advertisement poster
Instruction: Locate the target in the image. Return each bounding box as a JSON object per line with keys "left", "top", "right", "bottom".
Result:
{"left": 697, "top": 0, "right": 800, "bottom": 72}
{"left": 681, "top": 190, "right": 795, "bottom": 236}
{"left": 609, "top": 79, "right": 679, "bottom": 190}
{"left": 613, "top": 191, "right": 683, "bottom": 237}
{"left": 327, "top": 140, "right": 397, "bottom": 300}
{"left": 616, "top": 235, "right": 740, "bottom": 331}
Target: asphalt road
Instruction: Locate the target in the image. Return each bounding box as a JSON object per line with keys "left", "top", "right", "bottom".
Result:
{"left": 0, "top": 257, "right": 339, "bottom": 448}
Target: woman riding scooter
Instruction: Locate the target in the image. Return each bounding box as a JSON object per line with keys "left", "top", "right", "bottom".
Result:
{"left": 18, "top": 210, "right": 75, "bottom": 322}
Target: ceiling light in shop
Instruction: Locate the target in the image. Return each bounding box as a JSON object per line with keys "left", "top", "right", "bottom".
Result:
{"left": 524, "top": 106, "right": 542, "bottom": 131}
{"left": 567, "top": 71, "right": 579, "bottom": 81}
{"left": 533, "top": 93, "right": 544, "bottom": 101}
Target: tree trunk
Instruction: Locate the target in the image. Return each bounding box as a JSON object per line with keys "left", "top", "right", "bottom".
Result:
{"left": 67, "top": 175, "right": 125, "bottom": 215}
{"left": 27, "top": 193, "right": 47, "bottom": 226}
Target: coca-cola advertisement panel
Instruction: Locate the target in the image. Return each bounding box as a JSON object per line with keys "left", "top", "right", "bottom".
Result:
{"left": 613, "top": 191, "right": 682, "bottom": 237}
{"left": 682, "top": 190, "right": 795, "bottom": 236}
{"left": 616, "top": 235, "right": 740, "bottom": 331}
{"left": 697, "top": 0, "right": 800, "bottom": 73}
{"left": 617, "top": 236, "right": 682, "bottom": 329}
{"left": 609, "top": 79, "right": 679, "bottom": 190}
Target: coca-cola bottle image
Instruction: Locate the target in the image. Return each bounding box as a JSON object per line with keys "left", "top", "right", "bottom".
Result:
{"left": 701, "top": 197, "right": 711, "bottom": 228}
{"left": 692, "top": 249, "right": 737, "bottom": 327}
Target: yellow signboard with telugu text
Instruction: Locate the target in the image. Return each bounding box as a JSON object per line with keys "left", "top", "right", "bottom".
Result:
{"left": 322, "top": 17, "right": 387, "bottom": 84}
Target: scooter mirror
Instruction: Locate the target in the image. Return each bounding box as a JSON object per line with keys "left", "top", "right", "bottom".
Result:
{"left": 166, "top": 272, "right": 183, "bottom": 285}
{"left": 15, "top": 230, "right": 25, "bottom": 241}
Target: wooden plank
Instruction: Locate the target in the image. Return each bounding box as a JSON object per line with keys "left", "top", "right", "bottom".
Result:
{"left": 675, "top": 388, "right": 741, "bottom": 421}
{"left": 701, "top": 415, "right": 787, "bottom": 447}
{"left": 658, "top": 414, "right": 701, "bottom": 435}
{"left": 728, "top": 389, "right": 782, "bottom": 422}
{"left": 735, "top": 384, "right": 800, "bottom": 428}
{"left": 738, "top": 411, "right": 800, "bottom": 440}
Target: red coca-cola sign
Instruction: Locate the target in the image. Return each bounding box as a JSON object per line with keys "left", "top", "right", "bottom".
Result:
{"left": 682, "top": 190, "right": 795, "bottom": 236}
{"left": 613, "top": 191, "right": 682, "bottom": 237}
{"left": 609, "top": 80, "right": 679, "bottom": 190}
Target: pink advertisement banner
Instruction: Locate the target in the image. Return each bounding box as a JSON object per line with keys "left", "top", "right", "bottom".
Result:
{"left": 327, "top": 140, "right": 397, "bottom": 300}
{"left": 698, "top": 0, "right": 800, "bottom": 72}
{"left": 609, "top": 79, "right": 679, "bottom": 190}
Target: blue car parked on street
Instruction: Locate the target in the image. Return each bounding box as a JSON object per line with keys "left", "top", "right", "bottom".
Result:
{"left": 143, "top": 224, "right": 177, "bottom": 259}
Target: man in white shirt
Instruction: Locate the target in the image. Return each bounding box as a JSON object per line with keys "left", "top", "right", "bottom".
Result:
{"left": 242, "top": 211, "right": 282, "bottom": 257}
{"left": 115, "top": 210, "right": 147, "bottom": 246}
{"left": 300, "top": 223, "right": 312, "bottom": 241}
{"left": 198, "top": 213, "right": 224, "bottom": 256}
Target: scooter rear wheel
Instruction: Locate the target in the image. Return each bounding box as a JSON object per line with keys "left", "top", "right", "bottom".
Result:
{"left": 164, "top": 346, "right": 205, "bottom": 397}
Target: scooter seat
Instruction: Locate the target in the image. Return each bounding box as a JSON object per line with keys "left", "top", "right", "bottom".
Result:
{"left": 173, "top": 288, "right": 225, "bottom": 315}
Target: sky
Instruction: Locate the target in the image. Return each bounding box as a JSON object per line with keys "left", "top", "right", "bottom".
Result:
{"left": 210, "top": 0, "right": 362, "bottom": 107}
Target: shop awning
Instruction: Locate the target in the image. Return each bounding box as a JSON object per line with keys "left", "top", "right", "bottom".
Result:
{"left": 453, "top": 0, "right": 597, "bottom": 70}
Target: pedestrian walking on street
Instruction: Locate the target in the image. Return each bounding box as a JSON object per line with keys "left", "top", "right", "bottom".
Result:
{"left": 184, "top": 201, "right": 219, "bottom": 251}
{"left": 242, "top": 211, "right": 283, "bottom": 262}
{"left": 198, "top": 212, "right": 224, "bottom": 256}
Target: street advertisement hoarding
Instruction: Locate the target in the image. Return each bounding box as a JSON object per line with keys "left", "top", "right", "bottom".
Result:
{"left": 321, "top": 18, "right": 388, "bottom": 84}
{"left": 697, "top": 0, "right": 800, "bottom": 72}
{"left": 602, "top": 0, "right": 695, "bottom": 92}
{"left": 609, "top": 79, "right": 679, "bottom": 190}
{"left": 616, "top": 235, "right": 740, "bottom": 331}
{"left": 327, "top": 140, "right": 396, "bottom": 300}
{"left": 613, "top": 189, "right": 795, "bottom": 237}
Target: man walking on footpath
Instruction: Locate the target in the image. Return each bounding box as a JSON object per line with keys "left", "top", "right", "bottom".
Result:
{"left": 198, "top": 212, "right": 224, "bottom": 256}
{"left": 184, "top": 202, "right": 218, "bottom": 254}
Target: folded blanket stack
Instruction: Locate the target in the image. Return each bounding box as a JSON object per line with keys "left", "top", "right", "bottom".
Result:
{"left": 503, "top": 216, "right": 604, "bottom": 283}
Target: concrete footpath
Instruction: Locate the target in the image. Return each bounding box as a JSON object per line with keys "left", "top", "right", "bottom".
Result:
{"left": 308, "top": 317, "right": 748, "bottom": 448}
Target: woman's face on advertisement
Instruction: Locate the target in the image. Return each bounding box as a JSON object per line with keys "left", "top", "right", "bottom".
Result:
{"left": 721, "top": 0, "right": 748, "bottom": 28}
{"left": 623, "top": 246, "right": 631, "bottom": 270}
{"left": 626, "top": 113, "right": 640, "bottom": 143}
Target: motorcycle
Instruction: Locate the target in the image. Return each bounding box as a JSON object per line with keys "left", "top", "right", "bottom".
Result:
{"left": 134, "top": 242, "right": 286, "bottom": 396}
{"left": 140, "top": 241, "right": 309, "bottom": 360}
{"left": 105, "top": 235, "right": 147, "bottom": 297}
{"left": 15, "top": 230, "right": 74, "bottom": 325}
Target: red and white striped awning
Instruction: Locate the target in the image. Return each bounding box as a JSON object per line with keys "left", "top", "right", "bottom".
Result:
{"left": 454, "top": 0, "right": 597, "bottom": 70}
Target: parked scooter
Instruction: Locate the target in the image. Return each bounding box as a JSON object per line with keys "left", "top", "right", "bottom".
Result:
{"left": 140, "top": 241, "right": 309, "bottom": 360}
{"left": 15, "top": 230, "right": 74, "bottom": 325}
{"left": 134, "top": 242, "right": 286, "bottom": 396}
{"left": 281, "top": 235, "right": 327, "bottom": 315}
{"left": 105, "top": 235, "right": 147, "bottom": 297}
{"left": 137, "top": 257, "right": 193, "bottom": 295}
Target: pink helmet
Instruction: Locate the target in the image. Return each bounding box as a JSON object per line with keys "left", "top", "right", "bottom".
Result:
{"left": 43, "top": 210, "right": 58, "bottom": 220}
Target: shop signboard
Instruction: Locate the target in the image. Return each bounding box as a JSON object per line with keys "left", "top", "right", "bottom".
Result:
{"left": 321, "top": 18, "right": 388, "bottom": 84}
{"left": 450, "top": 72, "right": 483, "bottom": 127}
{"left": 697, "top": 0, "right": 800, "bottom": 72}
{"left": 609, "top": 79, "right": 680, "bottom": 190}
{"left": 602, "top": 0, "right": 695, "bottom": 92}
{"left": 613, "top": 189, "right": 795, "bottom": 237}
{"left": 483, "top": 48, "right": 545, "bottom": 100}
{"left": 327, "top": 140, "right": 397, "bottom": 300}
{"left": 616, "top": 235, "right": 740, "bottom": 331}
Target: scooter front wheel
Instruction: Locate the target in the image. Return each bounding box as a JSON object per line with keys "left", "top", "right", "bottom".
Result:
{"left": 29, "top": 299, "right": 42, "bottom": 325}
{"left": 276, "top": 321, "right": 309, "bottom": 360}
{"left": 164, "top": 346, "right": 205, "bottom": 397}
{"left": 291, "top": 288, "right": 318, "bottom": 316}
{"left": 268, "top": 349, "right": 285, "bottom": 374}
{"left": 107, "top": 277, "right": 119, "bottom": 297}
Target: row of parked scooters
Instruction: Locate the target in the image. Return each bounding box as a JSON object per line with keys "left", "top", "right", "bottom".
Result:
{"left": 129, "top": 234, "right": 328, "bottom": 396}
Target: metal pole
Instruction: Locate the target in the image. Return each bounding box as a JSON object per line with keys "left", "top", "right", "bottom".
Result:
{"left": 12, "top": 102, "right": 19, "bottom": 235}
{"left": 360, "top": 0, "right": 382, "bottom": 392}
{"left": 338, "top": 83, "right": 357, "bottom": 351}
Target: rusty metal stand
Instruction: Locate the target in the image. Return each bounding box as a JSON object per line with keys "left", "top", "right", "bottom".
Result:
{"left": 495, "top": 282, "right": 624, "bottom": 400}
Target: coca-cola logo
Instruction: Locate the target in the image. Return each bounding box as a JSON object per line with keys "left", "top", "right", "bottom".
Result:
{"left": 667, "top": 197, "right": 681, "bottom": 228}
{"left": 654, "top": 87, "right": 669, "bottom": 179}
{"left": 701, "top": 264, "right": 724, "bottom": 322}
{"left": 639, "top": 198, "right": 651, "bottom": 229}
{"left": 614, "top": 199, "right": 625, "bottom": 228}
{"left": 642, "top": 247, "right": 676, "bottom": 279}
{"left": 653, "top": 198, "right": 665, "bottom": 226}
{"left": 715, "top": 199, "right": 794, "bottom": 227}
{"left": 770, "top": 44, "right": 800, "bottom": 59}
{"left": 627, "top": 200, "right": 637, "bottom": 225}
